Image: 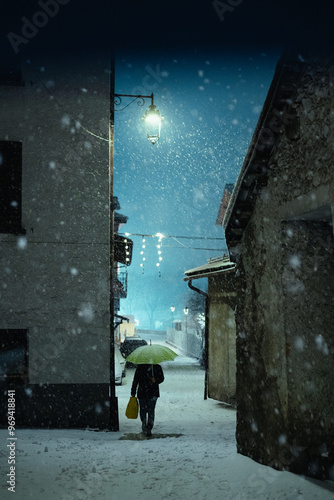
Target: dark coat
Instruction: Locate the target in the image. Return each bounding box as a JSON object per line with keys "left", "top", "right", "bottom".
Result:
{"left": 131, "top": 364, "right": 164, "bottom": 399}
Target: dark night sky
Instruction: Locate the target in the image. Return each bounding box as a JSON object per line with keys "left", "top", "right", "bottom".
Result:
{"left": 1, "top": 0, "right": 334, "bottom": 328}
{"left": 1, "top": 0, "right": 334, "bottom": 55}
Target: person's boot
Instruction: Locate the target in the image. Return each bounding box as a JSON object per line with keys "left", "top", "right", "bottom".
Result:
{"left": 142, "top": 422, "right": 147, "bottom": 433}
{"left": 146, "top": 424, "right": 152, "bottom": 437}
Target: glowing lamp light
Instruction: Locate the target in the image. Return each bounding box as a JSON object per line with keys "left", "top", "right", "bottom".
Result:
{"left": 143, "top": 104, "right": 163, "bottom": 145}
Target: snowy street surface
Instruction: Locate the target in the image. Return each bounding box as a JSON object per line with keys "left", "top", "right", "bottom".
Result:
{"left": 1, "top": 346, "right": 334, "bottom": 499}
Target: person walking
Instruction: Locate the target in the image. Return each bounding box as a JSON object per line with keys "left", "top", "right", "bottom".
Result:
{"left": 131, "top": 364, "right": 164, "bottom": 437}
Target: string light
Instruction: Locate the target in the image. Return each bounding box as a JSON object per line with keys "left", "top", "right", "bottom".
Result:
{"left": 156, "top": 233, "right": 164, "bottom": 277}
{"left": 124, "top": 238, "right": 131, "bottom": 264}
{"left": 140, "top": 236, "right": 146, "bottom": 274}
{"left": 133, "top": 231, "right": 225, "bottom": 276}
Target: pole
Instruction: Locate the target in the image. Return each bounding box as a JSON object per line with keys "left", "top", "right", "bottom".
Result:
{"left": 109, "top": 53, "right": 119, "bottom": 431}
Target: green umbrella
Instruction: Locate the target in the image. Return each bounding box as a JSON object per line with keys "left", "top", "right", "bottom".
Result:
{"left": 125, "top": 344, "right": 178, "bottom": 365}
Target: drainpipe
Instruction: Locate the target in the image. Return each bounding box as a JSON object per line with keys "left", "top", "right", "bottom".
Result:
{"left": 188, "top": 280, "right": 209, "bottom": 400}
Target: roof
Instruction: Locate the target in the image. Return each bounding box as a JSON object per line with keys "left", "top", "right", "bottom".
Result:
{"left": 223, "top": 51, "right": 305, "bottom": 261}
{"left": 184, "top": 255, "right": 236, "bottom": 281}
{"left": 114, "top": 212, "right": 128, "bottom": 224}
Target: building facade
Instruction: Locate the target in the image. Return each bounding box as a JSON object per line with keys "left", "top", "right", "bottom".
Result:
{"left": 0, "top": 53, "right": 122, "bottom": 428}
{"left": 184, "top": 256, "right": 237, "bottom": 405}
{"left": 223, "top": 51, "right": 334, "bottom": 478}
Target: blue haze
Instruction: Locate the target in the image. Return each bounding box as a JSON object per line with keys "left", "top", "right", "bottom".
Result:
{"left": 114, "top": 46, "right": 281, "bottom": 329}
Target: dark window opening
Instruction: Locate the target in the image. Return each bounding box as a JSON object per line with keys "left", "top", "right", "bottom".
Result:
{"left": 0, "top": 62, "right": 23, "bottom": 86}
{"left": 0, "top": 141, "right": 25, "bottom": 234}
{"left": 0, "top": 329, "right": 28, "bottom": 385}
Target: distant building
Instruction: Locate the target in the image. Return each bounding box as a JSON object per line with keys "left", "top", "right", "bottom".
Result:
{"left": 184, "top": 255, "right": 236, "bottom": 405}
{"left": 223, "top": 51, "right": 334, "bottom": 479}
{"left": 216, "top": 183, "right": 234, "bottom": 226}
{"left": 118, "top": 315, "right": 136, "bottom": 342}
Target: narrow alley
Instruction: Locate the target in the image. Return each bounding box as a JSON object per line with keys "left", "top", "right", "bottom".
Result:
{"left": 1, "top": 346, "right": 333, "bottom": 499}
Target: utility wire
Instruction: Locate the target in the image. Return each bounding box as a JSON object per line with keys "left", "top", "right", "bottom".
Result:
{"left": 36, "top": 72, "right": 146, "bottom": 139}
{"left": 35, "top": 71, "right": 109, "bottom": 142}
{"left": 119, "top": 232, "right": 225, "bottom": 241}
{"left": 157, "top": 246, "right": 223, "bottom": 251}
{"left": 172, "top": 236, "right": 188, "bottom": 248}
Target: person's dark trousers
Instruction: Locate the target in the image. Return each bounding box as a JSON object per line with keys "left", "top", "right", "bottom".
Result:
{"left": 139, "top": 397, "right": 157, "bottom": 431}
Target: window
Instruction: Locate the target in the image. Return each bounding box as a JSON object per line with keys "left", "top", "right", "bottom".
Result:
{"left": 0, "top": 141, "right": 25, "bottom": 234}
{"left": 0, "top": 62, "right": 23, "bottom": 86}
{"left": 0, "top": 329, "right": 28, "bottom": 384}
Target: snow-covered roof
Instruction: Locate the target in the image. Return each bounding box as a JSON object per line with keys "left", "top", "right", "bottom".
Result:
{"left": 184, "top": 255, "right": 235, "bottom": 281}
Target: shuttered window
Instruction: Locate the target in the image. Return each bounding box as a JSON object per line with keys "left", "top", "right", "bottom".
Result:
{"left": 0, "top": 329, "right": 28, "bottom": 384}
{"left": 0, "top": 141, "right": 25, "bottom": 234}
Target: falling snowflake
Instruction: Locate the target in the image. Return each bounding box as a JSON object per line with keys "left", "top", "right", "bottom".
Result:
{"left": 289, "top": 255, "right": 301, "bottom": 268}
{"left": 17, "top": 236, "right": 27, "bottom": 250}
{"left": 78, "top": 303, "right": 95, "bottom": 322}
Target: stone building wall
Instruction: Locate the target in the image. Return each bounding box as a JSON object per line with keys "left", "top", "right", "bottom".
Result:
{"left": 235, "top": 55, "right": 334, "bottom": 473}
{"left": 282, "top": 221, "right": 334, "bottom": 447}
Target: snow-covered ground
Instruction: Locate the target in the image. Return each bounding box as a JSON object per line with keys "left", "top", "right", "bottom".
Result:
{"left": 1, "top": 346, "right": 334, "bottom": 499}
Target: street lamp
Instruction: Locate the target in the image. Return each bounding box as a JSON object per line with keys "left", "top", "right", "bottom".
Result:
{"left": 184, "top": 307, "right": 189, "bottom": 333}
{"left": 114, "top": 92, "right": 163, "bottom": 145}
{"left": 184, "top": 307, "right": 189, "bottom": 354}
{"left": 142, "top": 96, "right": 163, "bottom": 145}
{"left": 170, "top": 306, "right": 175, "bottom": 327}
{"left": 109, "top": 56, "right": 163, "bottom": 431}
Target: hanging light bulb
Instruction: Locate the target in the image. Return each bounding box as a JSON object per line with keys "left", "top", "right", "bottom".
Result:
{"left": 155, "top": 233, "right": 164, "bottom": 276}
{"left": 141, "top": 236, "right": 146, "bottom": 274}
{"left": 124, "top": 238, "right": 130, "bottom": 264}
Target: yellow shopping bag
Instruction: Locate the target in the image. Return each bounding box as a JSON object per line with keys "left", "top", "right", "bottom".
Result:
{"left": 125, "top": 396, "right": 139, "bottom": 419}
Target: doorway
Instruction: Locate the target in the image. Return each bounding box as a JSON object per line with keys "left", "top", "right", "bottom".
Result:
{"left": 282, "top": 207, "right": 334, "bottom": 475}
